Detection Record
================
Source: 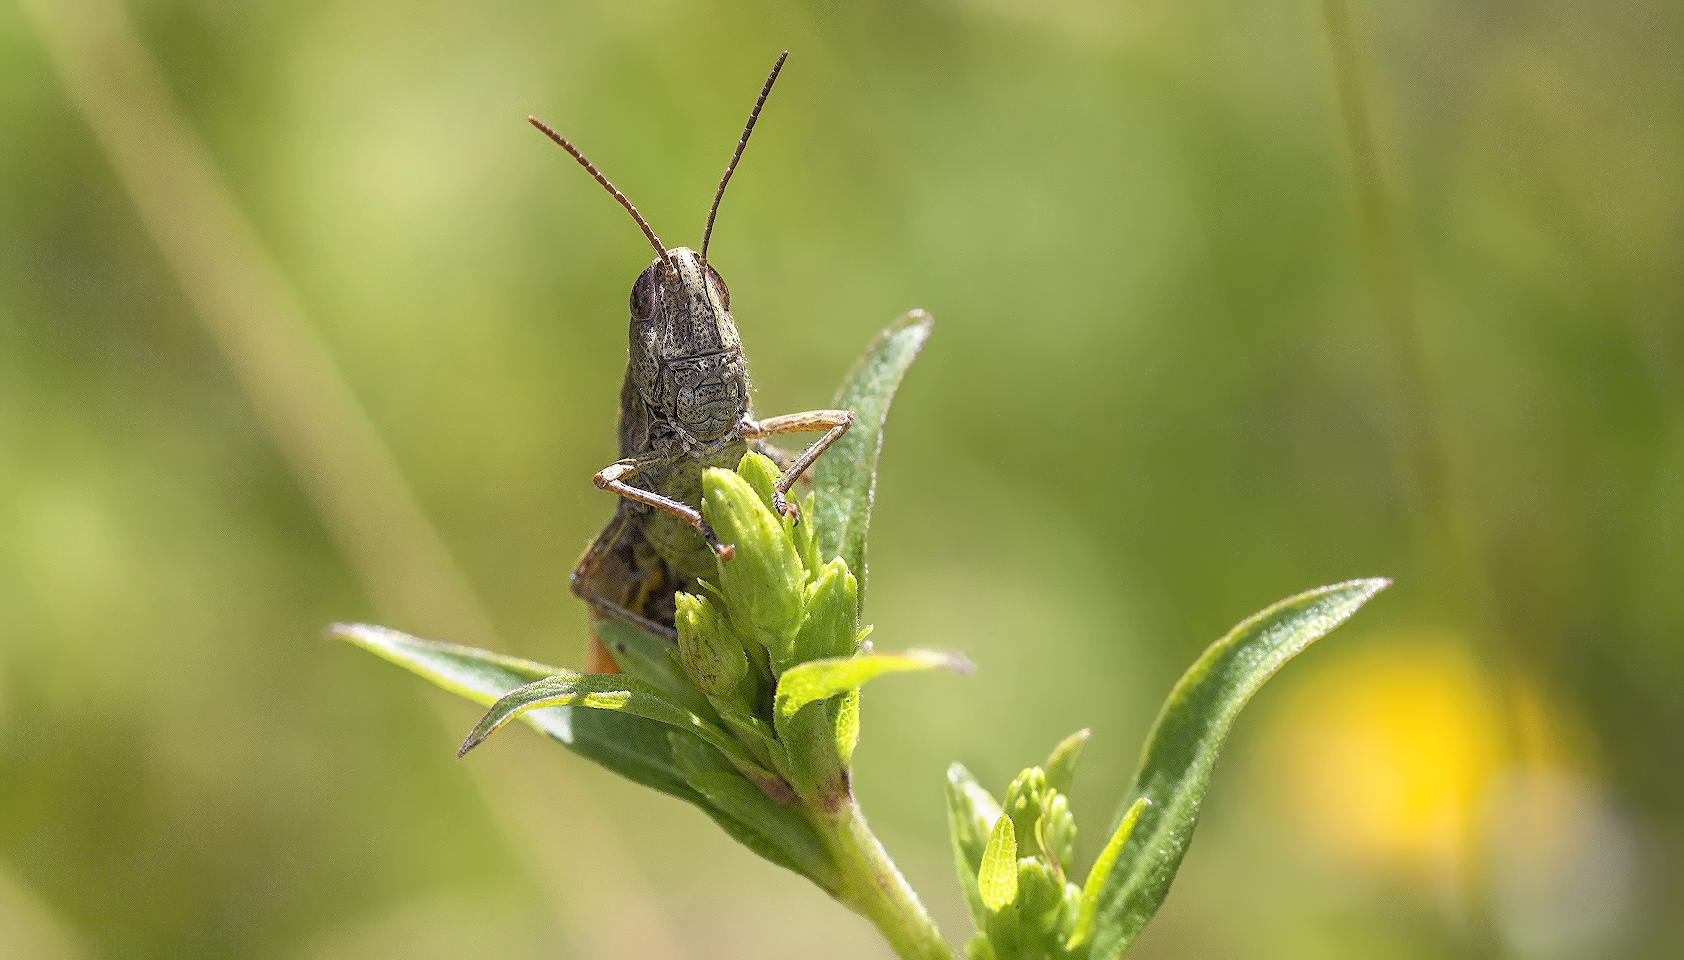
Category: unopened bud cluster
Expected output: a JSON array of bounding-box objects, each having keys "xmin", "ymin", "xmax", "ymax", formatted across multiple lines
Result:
[
  {"xmin": 948, "ymin": 731, "xmax": 1150, "ymax": 960},
  {"xmin": 675, "ymin": 453, "xmax": 866, "ymax": 806}
]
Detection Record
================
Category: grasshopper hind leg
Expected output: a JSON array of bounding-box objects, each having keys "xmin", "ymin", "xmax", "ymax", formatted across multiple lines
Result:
[{"xmin": 570, "ymin": 508, "xmax": 681, "ymax": 673}]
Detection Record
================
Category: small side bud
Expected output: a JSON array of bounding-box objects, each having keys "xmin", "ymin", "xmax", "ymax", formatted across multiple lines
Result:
[
  {"xmin": 790, "ymin": 558, "xmax": 860, "ymax": 669},
  {"xmin": 675, "ymin": 592, "xmax": 748, "ymax": 698},
  {"xmin": 1038, "ymin": 792, "xmax": 1077, "ymax": 875},
  {"xmin": 1016, "ymin": 857, "xmax": 1065, "ymax": 941},
  {"xmin": 1003, "ymin": 767, "xmax": 1049, "ymax": 857}
]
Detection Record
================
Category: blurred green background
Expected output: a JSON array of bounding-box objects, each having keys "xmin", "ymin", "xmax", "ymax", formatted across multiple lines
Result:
[{"xmin": 2, "ymin": 0, "xmax": 1679, "ymax": 958}]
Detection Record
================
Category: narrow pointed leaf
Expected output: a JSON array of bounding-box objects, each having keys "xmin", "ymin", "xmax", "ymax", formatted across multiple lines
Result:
[
  {"xmin": 333, "ymin": 623, "xmax": 703, "ymax": 803},
  {"xmin": 459, "ymin": 669, "xmax": 774, "ymax": 782},
  {"xmin": 1066, "ymin": 797, "xmax": 1148, "ymax": 951},
  {"xmin": 813, "ymin": 310, "xmax": 933, "ymax": 601},
  {"xmin": 1044, "ymin": 728, "xmax": 1090, "ymax": 799},
  {"xmin": 1087, "ymin": 579, "xmax": 1390, "ymax": 959},
  {"xmin": 775, "ymin": 648, "xmax": 972, "ymax": 727}
]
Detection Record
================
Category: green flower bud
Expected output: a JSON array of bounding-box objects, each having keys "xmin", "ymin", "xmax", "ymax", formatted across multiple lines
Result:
[
  {"xmin": 789, "ymin": 558, "xmax": 860, "ymax": 670},
  {"xmin": 675, "ymin": 592, "xmax": 748, "ymax": 698},
  {"xmin": 1038, "ymin": 792, "xmax": 1077, "ymax": 876},
  {"xmin": 1016, "ymin": 857, "xmax": 1065, "ymax": 942},
  {"xmin": 736, "ymin": 452, "xmax": 784, "ymax": 516},
  {"xmin": 1003, "ymin": 767, "xmax": 1049, "ymax": 857},
  {"xmin": 702, "ymin": 466, "xmax": 805, "ymax": 660}
]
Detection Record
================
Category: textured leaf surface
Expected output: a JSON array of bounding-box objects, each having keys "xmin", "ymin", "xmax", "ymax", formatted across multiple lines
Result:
[
  {"xmin": 775, "ymin": 648, "xmax": 972, "ymax": 725},
  {"xmin": 333, "ymin": 623, "xmax": 703, "ymax": 803},
  {"xmin": 812, "ymin": 310, "xmax": 933, "ymax": 601},
  {"xmin": 978, "ymin": 813, "xmax": 1019, "ymax": 912},
  {"xmin": 1087, "ymin": 579, "xmax": 1389, "ymax": 959}
]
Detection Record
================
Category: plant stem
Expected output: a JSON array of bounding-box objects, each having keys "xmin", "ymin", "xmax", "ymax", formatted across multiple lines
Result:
[{"xmin": 812, "ymin": 798, "xmax": 959, "ymax": 960}]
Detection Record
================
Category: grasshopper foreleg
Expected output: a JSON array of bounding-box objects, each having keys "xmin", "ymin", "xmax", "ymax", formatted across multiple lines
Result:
[
  {"xmin": 595, "ymin": 457, "xmax": 736, "ymax": 560},
  {"xmin": 741, "ymin": 410, "xmax": 854, "ymax": 518}
]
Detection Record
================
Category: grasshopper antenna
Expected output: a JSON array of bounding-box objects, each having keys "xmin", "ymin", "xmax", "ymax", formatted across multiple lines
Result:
[
  {"xmin": 700, "ymin": 50, "xmax": 788, "ymax": 266},
  {"xmin": 528, "ymin": 115, "xmax": 677, "ymax": 278}
]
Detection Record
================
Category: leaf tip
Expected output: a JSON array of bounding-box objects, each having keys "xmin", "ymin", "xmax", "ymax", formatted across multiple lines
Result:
[
  {"xmin": 458, "ymin": 705, "xmax": 512, "ymax": 759},
  {"xmin": 327, "ymin": 622, "xmax": 372, "ymax": 643},
  {"xmin": 457, "ymin": 721, "xmax": 491, "ymax": 758}
]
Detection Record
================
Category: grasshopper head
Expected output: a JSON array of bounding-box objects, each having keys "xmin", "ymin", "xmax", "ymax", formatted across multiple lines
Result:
[
  {"xmin": 628, "ymin": 247, "xmax": 749, "ymax": 443},
  {"xmin": 531, "ymin": 53, "xmax": 788, "ymax": 446}
]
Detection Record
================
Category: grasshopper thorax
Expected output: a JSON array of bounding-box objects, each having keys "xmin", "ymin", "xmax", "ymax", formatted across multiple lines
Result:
[{"xmin": 628, "ymin": 246, "xmax": 749, "ymax": 444}]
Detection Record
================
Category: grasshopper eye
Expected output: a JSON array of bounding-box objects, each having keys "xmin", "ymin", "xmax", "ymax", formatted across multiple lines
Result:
[
  {"xmin": 630, "ymin": 266, "xmax": 657, "ymax": 319},
  {"xmin": 706, "ymin": 266, "xmax": 730, "ymax": 310}
]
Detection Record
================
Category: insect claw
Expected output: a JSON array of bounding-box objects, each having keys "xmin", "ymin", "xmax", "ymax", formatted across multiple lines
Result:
[
  {"xmin": 773, "ymin": 492, "xmax": 799, "ymax": 522},
  {"xmin": 697, "ymin": 519, "xmax": 736, "ymax": 561}
]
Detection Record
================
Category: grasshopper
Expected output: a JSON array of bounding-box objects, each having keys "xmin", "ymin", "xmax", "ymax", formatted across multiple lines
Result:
[{"xmin": 532, "ymin": 53, "xmax": 853, "ymax": 672}]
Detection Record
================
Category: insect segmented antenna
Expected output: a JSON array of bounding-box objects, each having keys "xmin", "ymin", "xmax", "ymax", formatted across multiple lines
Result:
[
  {"xmin": 528, "ymin": 115, "xmax": 676, "ymax": 277},
  {"xmin": 700, "ymin": 50, "xmax": 788, "ymax": 266}
]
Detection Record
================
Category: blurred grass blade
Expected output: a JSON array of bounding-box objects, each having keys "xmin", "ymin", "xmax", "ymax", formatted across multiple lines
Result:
[
  {"xmin": 1087, "ymin": 579, "xmax": 1389, "ymax": 959},
  {"xmin": 335, "ymin": 623, "xmax": 710, "ymax": 804},
  {"xmin": 946, "ymin": 763, "xmax": 1004, "ymax": 929},
  {"xmin": 813, "ymin": 310, "xmax": 934, "ymax": 600},
  {"xmin": 1066, "ymin": 797, "xmax": 1148, "ymax": 951},
  {"xmin": 775, "ymin": 648, "xmax": 972, "ymax": 726},
  {"xmin": 459, "ymin": 669, "xmax": 775, "ymax": 782}
]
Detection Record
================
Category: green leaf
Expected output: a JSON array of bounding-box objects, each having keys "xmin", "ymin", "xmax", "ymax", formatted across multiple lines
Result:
[
  {"xmin": 333, "ymin": 623, "xmax": 703, "ymax": 804},
  {"xmin": 458, "ymin": 668, "xmax": 775, "ymax": 784},
  {"xmin": 1086, "ymin": 578, "xmax": 1389, "ymax": 959},
  {"xmin": 946, "ymin": 763, "xmax": 1003, "ymax": 929},
  {"xmin": 667, "ymin": 733, "xmax": 832, "ymax": 885},
  {"xmin": 813, "ymin": 310, "xmax": 933, "ymax": 603},
  {"xmin": 978, "ymin": 813, "xmax": 1019, "ymax": 912},
  {"xmin": 687, "ymin": 771, "xmax": 837, "ymax": 886},
  {"xmin": 1043, "ymin": 728, "xmax": 1090, "ymax": 799},
  {"xmin": 1066, "ymin": 797, "xmax": 1148, "ymax": 951},
  {"xmin": 774, "ymin": 649, "xmax": 973, "ymax": 727}
]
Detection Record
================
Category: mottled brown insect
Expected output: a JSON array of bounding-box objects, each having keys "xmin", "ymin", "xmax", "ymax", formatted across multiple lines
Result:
[{"xmin": 532, "ymin": 53, "xmax": 852, "ymax": 671}]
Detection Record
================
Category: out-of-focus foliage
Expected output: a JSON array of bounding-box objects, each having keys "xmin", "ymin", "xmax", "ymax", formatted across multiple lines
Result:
[{"xmin": 0, "ymin": 1, "xmax": 1677, "ymax": 959}]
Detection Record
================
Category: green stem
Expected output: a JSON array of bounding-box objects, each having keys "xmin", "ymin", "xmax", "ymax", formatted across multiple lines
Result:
[{"xmin": 811, "ymin": 799, "xmax": 959, "ymax": 960}]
